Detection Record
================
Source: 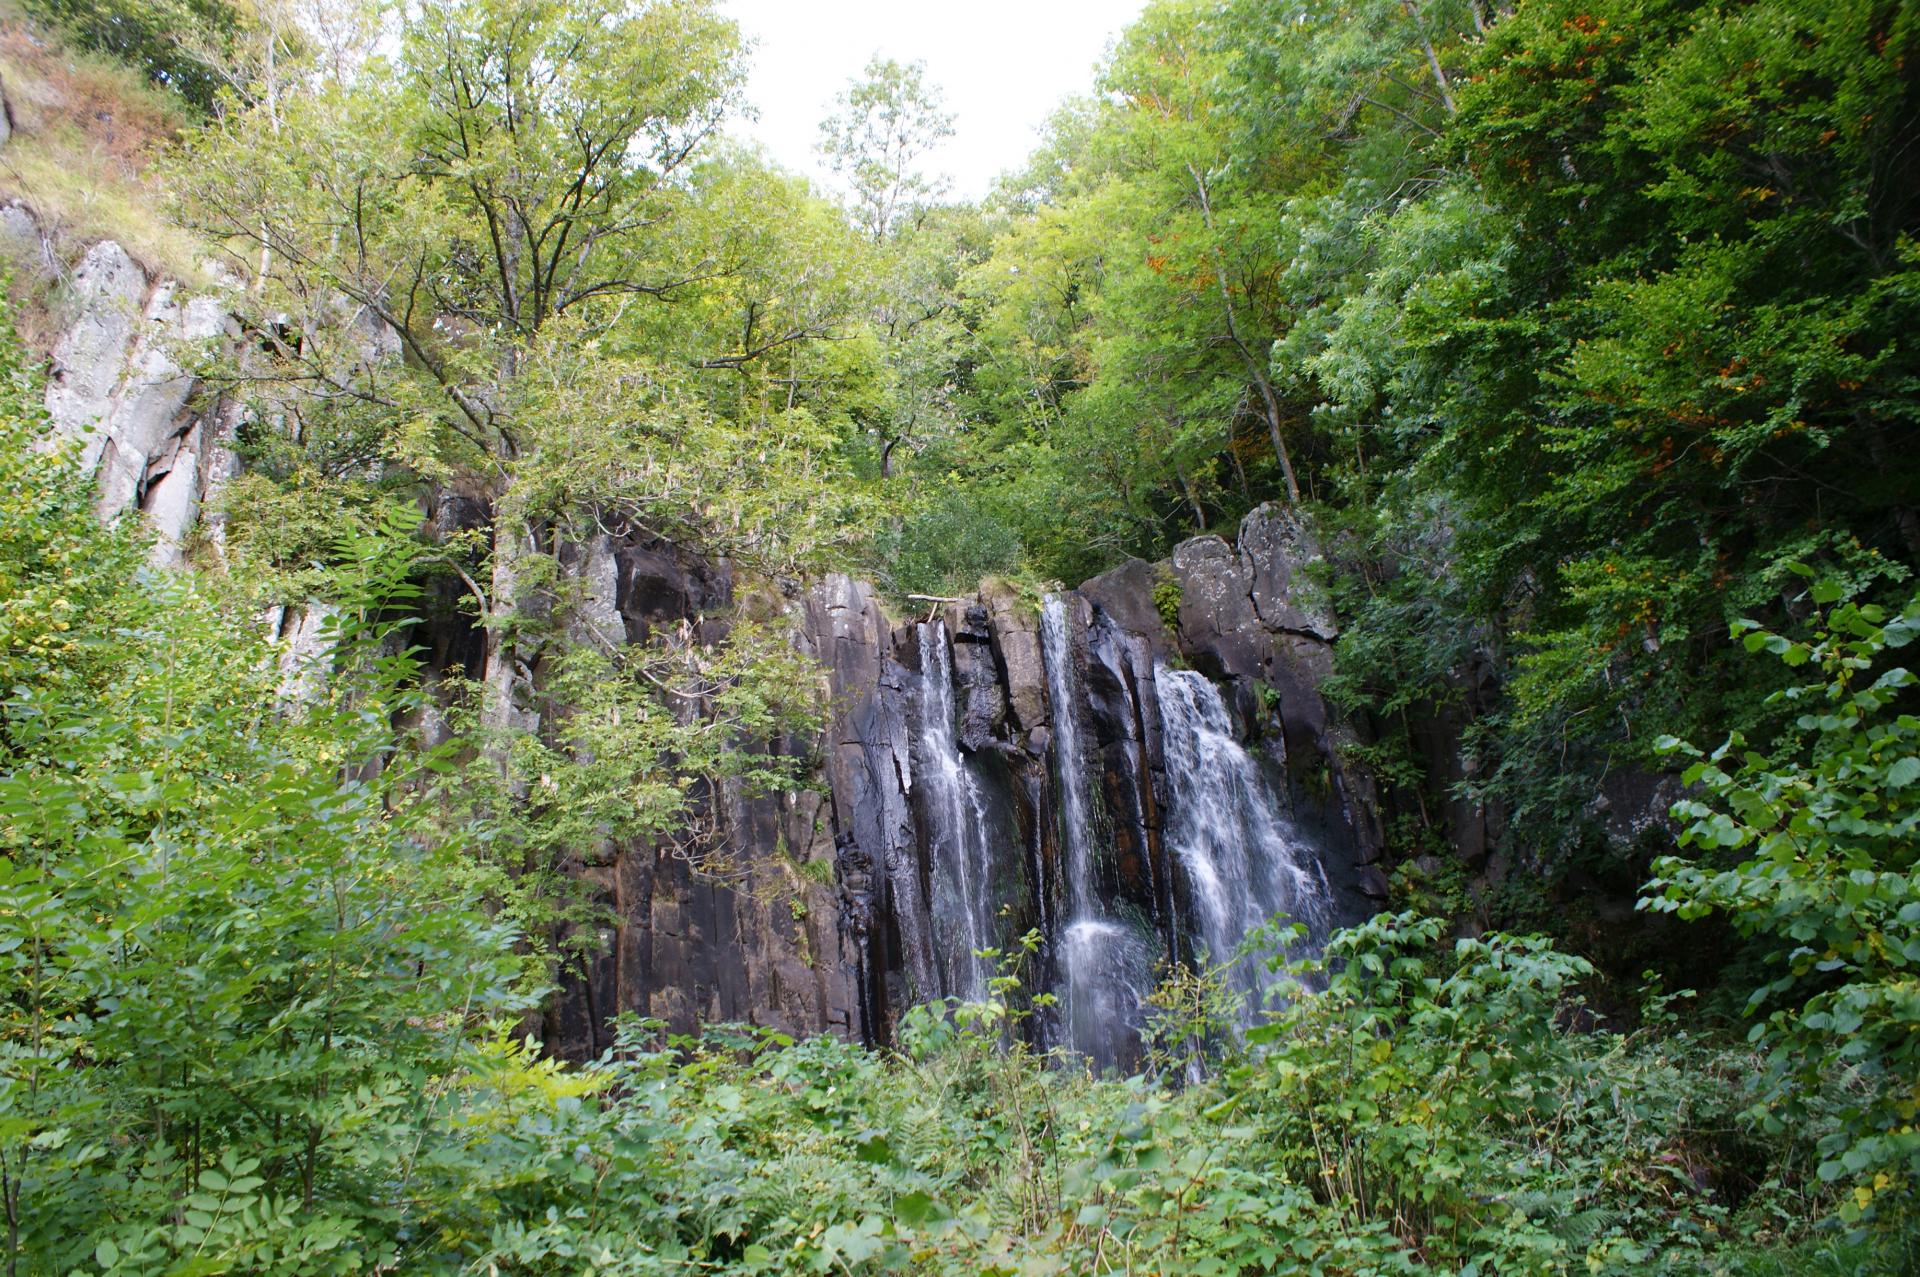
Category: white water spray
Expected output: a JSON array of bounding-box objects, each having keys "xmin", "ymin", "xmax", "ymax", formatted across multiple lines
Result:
[
  {"xmin": 916, "ymin": 621, "xmax": 997, "ymax": 1003},
  {"xmin": 1156, "ymin": 666, "xmax": 1331, "ymax": 1009}
]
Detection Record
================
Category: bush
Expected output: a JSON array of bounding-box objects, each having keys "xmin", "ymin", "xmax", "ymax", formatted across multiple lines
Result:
[
  {"xmin": 879, "ymin": 489, "xmax": 1025, "ymax": 598},
  {"xmin": 1645, "ymin": 568, "xmax": 1920, "ymax": 1219}
]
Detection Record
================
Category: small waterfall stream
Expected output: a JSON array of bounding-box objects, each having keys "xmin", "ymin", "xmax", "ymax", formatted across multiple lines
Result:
[
  {"xmin": 1041, "ymin": 598, "xmax": 1094, "ymax": 919},
  {"xmin": 1041, "ymin": 597, "xmax": 1153, "ymax": 1063},
  {"xmin": 916, "ymin": 621, "xmax": 997, "ymax": 1002},
  {"xmin": 1156, "ymin": 666, "xmax": 1332, "ymax": 1009}
]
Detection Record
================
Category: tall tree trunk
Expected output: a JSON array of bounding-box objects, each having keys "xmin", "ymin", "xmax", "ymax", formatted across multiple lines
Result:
[
  {"xmin": 482, "ymin": 490, "xmax": 535, "ymax": 767},
  {"xmin": 1188, "ymin": 165, "xmax": 1304, "ymax": 504},
  {"xmin": 1403, "ymin": 0, "xmax": 1458, "ymax": 113},
  {"xmin": 1175, "ymin": 461, "xmax": 1207, "ymax": 531}
]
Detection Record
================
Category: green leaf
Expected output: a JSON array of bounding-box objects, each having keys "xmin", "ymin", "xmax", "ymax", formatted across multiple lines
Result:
[{"xmin": 895, "ymin": 1191, "xmax": 941, "ymax": 1226}]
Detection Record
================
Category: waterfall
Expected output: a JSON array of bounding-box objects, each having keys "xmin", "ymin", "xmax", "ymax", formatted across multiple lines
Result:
[
  {"xmin": 1156, "ymin": 666, "xmax": 1331, "ymax": 1009},
  {"xmin": 1041, "ymin": 597, "xmax": 1094, "ymax": 918},
  {"xmin": 905, "ymin": 606, "xmax": 1332, "ymax": 1048},
  {"xmin": 915, "ymin": 621, "xmax": 996, "ymax": 1003},
  {"xmin": 1042, "ymin": 597, "xmax": 1152, "ymax": 1063}
]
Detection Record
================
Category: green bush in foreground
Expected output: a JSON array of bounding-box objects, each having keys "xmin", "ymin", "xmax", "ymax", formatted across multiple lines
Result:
[
  {"xmin": 362, "ymin": 917, "xmax": 1909, "ymax": 1275},
  {"xmin": 1647, "ymin": 570, "xmax": 1920, "ymax": 1219}
]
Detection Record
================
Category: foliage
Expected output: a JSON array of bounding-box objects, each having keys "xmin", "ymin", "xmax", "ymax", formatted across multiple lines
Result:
[
  {"xmin": 0, "ymin": 294, "xmax": 527, "ymax": 1272},
  {"xmin": 163, "ymin": 2, "xmax": 881, "ymax": 982},
  {"xmin": 16, "ymin": 896, "xmax": 1894, "ymax": 1274},
  {"xmin": 877, "ymin": 488, "xmax": 1024, "ymax": 599},
  {"xmin": 2, "ymin": 291, "xmax": 1906, "ymax": 1267},
  {"xmin": 1151, "ymin": 569, "xmax": 1182, "ymax": 636},
  {"xmin": 427, "ymin": 627, "xmax": 825, "ymax": 992},
  {"xmin": 166, "ymin": 0, "xmax": 881, "ymax": 775},
  {"xmin": 817, "ymin": 56, "xmax": 954, "ymax": 243},
  {"xmin": 1645, "ymin": 570, "xmax": 1920, "ymax": 1216},
  {"xmin": 861, "ymin": 0, "xmax": 1920, "ymax": 915},
  {"xmin": 8, "ymin": 0, "xmax": 1920, "ymax": 1270},
  {"xmin": 22, "ymin": 0, "xmax": 248, "ymax": 113}
]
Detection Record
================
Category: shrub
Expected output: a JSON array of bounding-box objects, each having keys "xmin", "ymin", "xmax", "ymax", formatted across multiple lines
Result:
[{"xmin": 1645, "ymin": 568, "xmax": 1920, "ymax": 1219}]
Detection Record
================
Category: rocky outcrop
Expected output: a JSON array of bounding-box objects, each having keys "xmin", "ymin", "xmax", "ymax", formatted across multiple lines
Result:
[
  {"xmin": 7, "ymin": 224, "xmax": 1392, "ymax": 1064},
  {"xmin": 18, "ymin": 215, "xmax": 242, "ymax": 568},
  {"xmin": 1168, "ymin": 510, "xmax": 1382, "ymax": 881},
  {"xmin": 537, "ymin": 556, "xmax": 870, "ymax": 1059},
  {"xmin": 534, "ymin": 500, "xmax": 1388, "ymax": 1059}
]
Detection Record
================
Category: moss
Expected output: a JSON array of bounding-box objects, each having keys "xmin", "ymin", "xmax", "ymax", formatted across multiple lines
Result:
[
  {"xmin": 796, "ymin": 856, "xmax": 836, "ymax": 887},
  {"xmin": 980, "ymin": 569, "xmax": 1050, "ymax": 623}
]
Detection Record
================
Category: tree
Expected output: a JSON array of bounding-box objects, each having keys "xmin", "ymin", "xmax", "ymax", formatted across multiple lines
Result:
[
  {"xmin": 174, "ymin": 0, "xmax": 750, "ymax": 740},
  {"xmin": 818, "ymin": 56, "xmax": 955, "ymax": 243},
  {"xmin": 24, "ymin": 0, "xmax": 252, "ymax": 112},
  {"xmin": 0, "ymin": 291, "xmax": 525, "ymax": 1271}
]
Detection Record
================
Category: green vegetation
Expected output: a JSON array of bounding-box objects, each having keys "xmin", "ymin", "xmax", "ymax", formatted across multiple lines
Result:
[
  {"xmin": 0, "ymin": 293, "xmax": 523, "ymax": 1271},
  {"xmin": 1647, "ymin": 572, "xmax": 1920, "ymax": 1215},
  {"xmin": 1152, "ymin": 569, "xmax": 1183, "ymax": 635},
  {"xmin": 0, "ymin": 3, "xmax": 207, "ymax": 294},
  {"xmin": 1, "ymin": 0, "xmax": 1916, "ymax": 1270},
  {"xmin": 886, "ymin": 0, "xmax": 1920, "ymax": 894},
  {"xmin": 22, "ymin": 0, "xmax": 249, "ymax": 113}
]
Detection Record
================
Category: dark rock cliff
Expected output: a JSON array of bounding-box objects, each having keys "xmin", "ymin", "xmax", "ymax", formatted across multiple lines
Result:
[
  {"xmin": 17, "ymin": 220, "xmax": 1673, "ymax": 1063},
  {"xmin": 418, "ymin": 502, "xmax": 1383, "ymax": 1061}
]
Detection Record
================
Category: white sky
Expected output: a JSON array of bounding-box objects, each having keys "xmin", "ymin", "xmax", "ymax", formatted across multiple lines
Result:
[{"xmin": 720, "ymin": 1, "xmax": 1147, "ymax": 201}]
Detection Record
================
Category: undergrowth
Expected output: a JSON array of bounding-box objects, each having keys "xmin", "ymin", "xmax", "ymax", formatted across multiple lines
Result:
[
  {"xmin": 375, "ymin": 916, "xmax": 1911, "ymax": 1276},
  {"xmin": 89, "ymin": 920, "xmax": 1894, "ymax": 1277}
]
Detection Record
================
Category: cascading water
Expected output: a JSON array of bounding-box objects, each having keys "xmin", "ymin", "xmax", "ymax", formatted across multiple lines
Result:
[
  {"xmin": 1156, "ymin": 666, "xmax": 1331, "ymax": 1011},
  {"xmin": 1041, "ymin": 596, "xmax": 1152, "ymax": 1064},
  {"xmin": 1041, "ymin": 597, "xmax": 1095, "ymax": 920},
  {"xmin": 915, "ymin": 621, "xmax": 997, "ymax": 1003}
]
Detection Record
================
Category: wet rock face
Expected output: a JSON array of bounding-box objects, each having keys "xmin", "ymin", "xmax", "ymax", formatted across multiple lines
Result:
[
  {"xmin": 804, "ymin": 576, "xmax": 927, "ymax": 1037},
  {"xmin": 545, "ymin": 772, "xmax": 858, "ymax": 1060},
  {"xmin": 947, "ymin": 602, "xmax": 1008, "ymax": 754},
  {"xmin": 983, "ymin": 581, "xmax": 1047, "ymax": 739},
  {"xmin": 1079, "ymin": 557, "xmax": 1174, "ymax": 652},
  {"xmin": 758, "ymin": 504, "xmax": 1384, "ymax": 1059},
  {"xmin": 1159, "ymin": 508, "xmax": 1378, "ymax": 885}
]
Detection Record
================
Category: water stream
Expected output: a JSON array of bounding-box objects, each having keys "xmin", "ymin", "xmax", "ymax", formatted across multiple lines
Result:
[
  {"xmin": 916, "ymin": 621, "xmax": 997, "ymax": 1003},
  {"xmin": 1156, "ymin": 666, "xmax": 1332, "ymax": 1011},
  {"xmin": 909, "ymin": 607, "xmax": 1333, "ymax": 1051},
  {"xmin": 1041, "ymin": 597, "xmax": 1152, "ymax": 1063}
]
